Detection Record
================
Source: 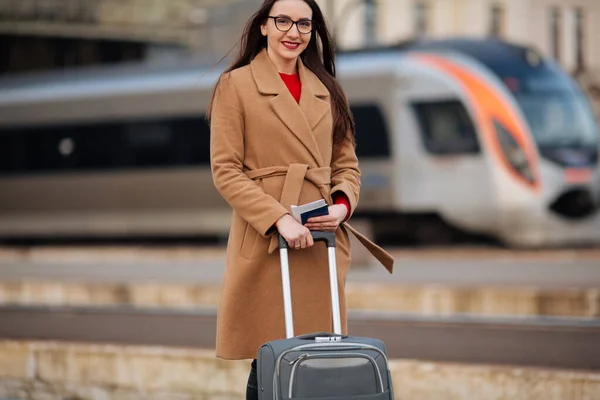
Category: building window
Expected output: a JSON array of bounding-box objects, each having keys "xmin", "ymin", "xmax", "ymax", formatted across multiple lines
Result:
[
  {"xmin": 550, "ymin": 7, "xmax": 562, "ymax": 61},
  {"xmin": 363, "ymin": 0, "xmax": 378, "ymax": 48},
  {"xmin": 575, "ymin": 8, "xmax": 585, "ymax": 72},
  {"xmin": 414, "ymin": 1, "xmax": 429, "ymax": 37},
  {"xmin": 489, "ymin": 3, "xmax": 506, "ymax": 38}
]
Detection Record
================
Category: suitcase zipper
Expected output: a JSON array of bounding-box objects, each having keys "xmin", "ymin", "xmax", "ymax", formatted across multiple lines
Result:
[
  {"xmin": 274, "ymin": 342, "xmax": 389, "ymax": 400},
  {"xmin": 287, "ymin": 352, "xmax": 384, "ymax": 398},
  {"xmin": 289, "ymin": 353, "xmax": 309, "ymax": 366}
]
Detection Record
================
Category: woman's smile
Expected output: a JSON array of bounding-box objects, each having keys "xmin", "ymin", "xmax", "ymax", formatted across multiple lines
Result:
[{"xmin": 282, "ymin": 41, "xmax": 301, "ymax": 50}]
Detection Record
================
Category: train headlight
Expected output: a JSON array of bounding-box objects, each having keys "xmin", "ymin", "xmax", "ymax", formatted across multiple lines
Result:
[{"xmin": 493, "ymin": 120, "xmax": 535, "ymax": 184}]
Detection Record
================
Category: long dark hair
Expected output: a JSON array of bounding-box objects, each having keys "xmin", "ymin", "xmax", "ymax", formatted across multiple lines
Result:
[{"xmin": 208, "ymin": 0, "xmax": 355, "ymax": 148}]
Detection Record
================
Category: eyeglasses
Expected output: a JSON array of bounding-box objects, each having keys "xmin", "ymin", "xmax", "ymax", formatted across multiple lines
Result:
[{"xmin": 268, "ymin": 16, "xmax": 313, "ymax": 34}]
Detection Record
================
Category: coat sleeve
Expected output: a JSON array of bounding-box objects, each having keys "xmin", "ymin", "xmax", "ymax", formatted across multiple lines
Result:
[
  {"xmin": 210, "ymin": 73, "xmax": 289, "ymax": 237},
  {"xmin": 330, "ymin": 133, "xmax": 361, "ymax": 219}
]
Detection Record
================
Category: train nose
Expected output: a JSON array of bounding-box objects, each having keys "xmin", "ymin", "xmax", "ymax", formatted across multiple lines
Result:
[{"xmin": 549, "ymin": 188, "xmax": 598, "ymax": 219}]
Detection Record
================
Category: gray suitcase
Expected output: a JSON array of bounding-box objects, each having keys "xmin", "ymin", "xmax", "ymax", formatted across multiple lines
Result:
[{"xmin": 257, "ymin": 231, "xmax": 394, "ymax": 400}]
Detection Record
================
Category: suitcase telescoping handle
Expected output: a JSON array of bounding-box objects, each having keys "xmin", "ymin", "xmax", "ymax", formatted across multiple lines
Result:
[{"xmin": 278, "ymin": 231, "xmax": 341, "ymax": 339}]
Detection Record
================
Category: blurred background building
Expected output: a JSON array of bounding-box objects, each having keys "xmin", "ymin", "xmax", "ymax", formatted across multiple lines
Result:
[
  {"xmin": 0, "ymin": 0, "xmax": 262, "ymax": 73},
  {"xmin": 320, "ymin": 0, "xmax": 597, "ymax": 72}
]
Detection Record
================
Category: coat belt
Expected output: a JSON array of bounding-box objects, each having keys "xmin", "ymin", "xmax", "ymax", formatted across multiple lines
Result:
[{"xmin": 245, "ymin": 164, "xmax": 394, "ymax": 273}]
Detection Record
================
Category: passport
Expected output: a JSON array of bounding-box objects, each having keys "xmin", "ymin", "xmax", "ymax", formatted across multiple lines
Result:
[{"xmin": 291, "ymin": 199, "xmax": 329, "ymax": 225}]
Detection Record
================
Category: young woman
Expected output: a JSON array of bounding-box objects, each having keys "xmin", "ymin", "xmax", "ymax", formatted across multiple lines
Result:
[{"xmin": 208, "ymin": 0, "xmax": 394, "ymax": 398}]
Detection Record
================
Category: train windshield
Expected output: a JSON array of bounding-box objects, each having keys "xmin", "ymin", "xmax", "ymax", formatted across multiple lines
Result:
[
  {"xmin": 516, "ymin": 91, "xmax": 598, "ymax": 147},
  {"xmin": 499, "ymin": 61, "xmax": 599, "ymax": 147}
]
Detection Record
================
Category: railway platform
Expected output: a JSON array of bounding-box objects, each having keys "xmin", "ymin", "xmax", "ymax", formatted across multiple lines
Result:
[{"xmin": 0, "ymin": 245, "xmax": 599, "ymax": 399}]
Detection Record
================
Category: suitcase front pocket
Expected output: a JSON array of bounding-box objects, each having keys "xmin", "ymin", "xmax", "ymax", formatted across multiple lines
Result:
[{"xmin": 286, "ymin": 353, "xmax": 384, "ymax": 398}]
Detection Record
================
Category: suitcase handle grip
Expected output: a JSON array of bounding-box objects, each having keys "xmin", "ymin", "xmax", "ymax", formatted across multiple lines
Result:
[
  {"xmin": 278, "ymin": 231, "xmax": 336, "ymax": 249},
  {"xmin": 296, "ymin": 332, "xmax": 348, "ymax": 340}
]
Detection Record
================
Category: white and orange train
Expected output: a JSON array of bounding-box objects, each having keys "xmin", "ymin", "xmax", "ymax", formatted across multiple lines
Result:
[{"xmin": 0, "ymin": 39, "xmax": 599, "ymax": 246}]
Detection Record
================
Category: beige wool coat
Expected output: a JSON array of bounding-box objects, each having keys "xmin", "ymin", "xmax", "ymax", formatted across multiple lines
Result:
[{"xmin": 210, "ymin": 49, "xmax": 394, "ymax": 360}]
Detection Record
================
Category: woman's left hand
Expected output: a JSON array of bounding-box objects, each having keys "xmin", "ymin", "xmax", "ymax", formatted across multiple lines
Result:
[{"xmin": 304, "ymin": 205, "xmax": 347, "ymax": 232}]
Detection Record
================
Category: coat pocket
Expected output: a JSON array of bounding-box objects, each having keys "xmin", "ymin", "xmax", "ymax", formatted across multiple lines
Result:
[{"xmin": 239, "ymin": 221, "xmax": 258, "ymax": 260}]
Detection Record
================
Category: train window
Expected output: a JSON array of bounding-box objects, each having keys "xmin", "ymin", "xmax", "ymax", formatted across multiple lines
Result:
[
  {"xmin": 412, "ymin": 100, "xmax": 481, "ymax": 155},
  {"xmin": 351, "ymin": 104, "xmax": 391, "ymax": 158},
  {"xmin": 0, "ymin": 115, "xmax": 211, "ymax": 175}
]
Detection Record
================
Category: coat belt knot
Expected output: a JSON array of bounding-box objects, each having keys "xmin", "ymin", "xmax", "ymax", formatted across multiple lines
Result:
[
  {"xmin": 245, "ymin": 164, "xmax": 394, "ymax": 273},
  {"xmin": 246, "ymin": 164, "xmax": 331, "ymax": 253}
]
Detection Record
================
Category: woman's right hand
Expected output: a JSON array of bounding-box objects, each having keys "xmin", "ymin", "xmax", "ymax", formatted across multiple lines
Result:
[{"xmin": 275, "ymin": 214, "xmax": 314, "ymax": 250}]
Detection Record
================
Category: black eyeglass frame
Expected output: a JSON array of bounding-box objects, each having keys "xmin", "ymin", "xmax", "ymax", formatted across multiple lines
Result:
[{"xmin": 267, "ymin": 16, "xmax": 314, "ymax": 34}]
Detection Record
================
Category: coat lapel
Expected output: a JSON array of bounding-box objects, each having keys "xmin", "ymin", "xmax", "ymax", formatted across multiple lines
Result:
[
  {"xmin": 250, "ymin": 50, "xmax": 330, "ymax": 167},
  {"xmin": 297, "ymin": 58, "xmax": 330, "ymax": 134}
]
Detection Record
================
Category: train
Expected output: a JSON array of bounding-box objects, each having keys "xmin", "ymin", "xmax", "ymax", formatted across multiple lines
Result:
[{"xmin": 1, "ymin": 38, "xmax": 599, "ymax": 246}]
